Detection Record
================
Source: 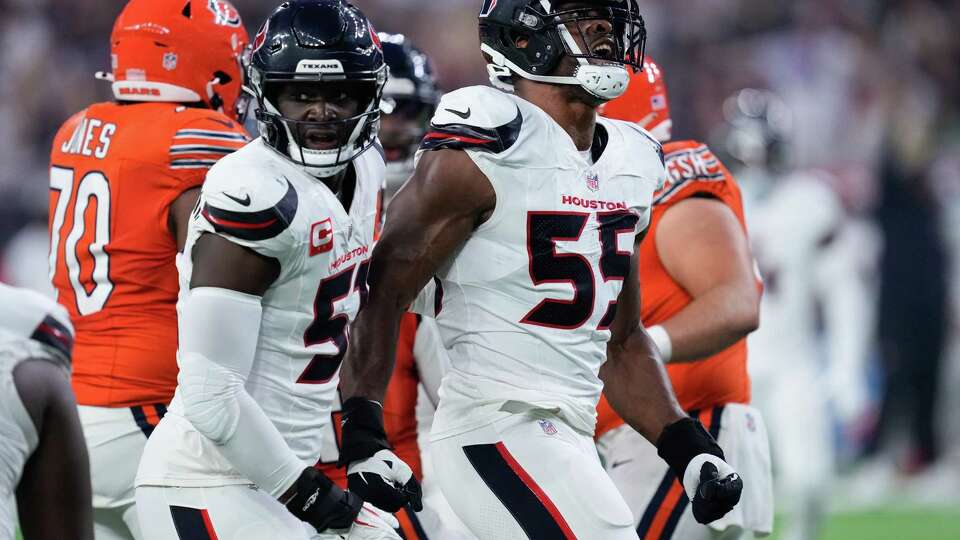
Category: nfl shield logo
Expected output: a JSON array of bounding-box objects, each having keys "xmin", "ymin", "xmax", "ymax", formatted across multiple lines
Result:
[
  {"xmin": 162, "ymin": 52, "xmax": 178, "ymax": 71},
  {"xmin": 585, "ymin": 172, "xmax": 600, "ymax": 192},
  {"xmin": 538, "ymin": 419, "xmax": 558, "ymax": 436}
]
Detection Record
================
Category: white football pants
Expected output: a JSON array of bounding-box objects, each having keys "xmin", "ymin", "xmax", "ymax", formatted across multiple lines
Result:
[{"xmin": 432, "ymin": 410, "xmax": 638, "ymax": 540}]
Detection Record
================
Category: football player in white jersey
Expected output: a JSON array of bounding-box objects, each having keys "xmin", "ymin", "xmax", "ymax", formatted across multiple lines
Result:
[
  {"xmin": 720, "ymin": 89, "xmax": 876, "ymax": 540},
  {"xmin": 337, "ymin": 2, "xmax": 743, "ymax": 538},
  {"xmin": 134, "ymin": 2, "xmax": 401, "ymax": 539},
  {"xmin": 0, "ymin": 283, "xmax": 92, "ymax": 540}
]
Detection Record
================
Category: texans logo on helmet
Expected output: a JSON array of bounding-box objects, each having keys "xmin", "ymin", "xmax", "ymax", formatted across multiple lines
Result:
[
  {"xmin": 208, "ymin": 0, "xmax": 241, "ymax": 28},
  {"xmin": 252, "ymin": 20, "xmax": 269, "ymax": 53}
]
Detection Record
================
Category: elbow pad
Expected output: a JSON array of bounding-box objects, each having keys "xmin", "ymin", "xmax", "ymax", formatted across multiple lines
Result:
[{"xmin": 178, "ymin": 287, "xmax": 262, "ymax": 444}]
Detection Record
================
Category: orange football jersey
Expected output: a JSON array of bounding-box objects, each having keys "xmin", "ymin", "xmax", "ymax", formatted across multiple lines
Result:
[
  {"xmin": 49, "ymin": 102, "xmax": 248, "ymax": 407},
  {"xmin": 316, "ymin": 312, "xmax": 424, "ymax": 486},
  {"xmin": 596, "ymin": 140, "xmax": 753, "ymax": 438}
]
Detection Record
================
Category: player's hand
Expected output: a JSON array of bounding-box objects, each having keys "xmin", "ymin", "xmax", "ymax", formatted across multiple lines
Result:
[
  {"xmin": 347, "ymin": 449, "xmax": 423, "ymax": 513},
  {"xmin": 283, "ymin": 467, "xmax": 363, "ymax": 532},
  {"xmin": 338, "ymin": 398, "xmax": 423, "ymax": 512},
  {"xmin": 685, "ymin": 456, "xmax": 743, "ymax": 524},
  {"xmin": 656, "ymin": 417, "xmax": 743, "ymax": 524},
  {"xmin": 345, "ymin": 503, "xmax": 401, "ymax": 539}
]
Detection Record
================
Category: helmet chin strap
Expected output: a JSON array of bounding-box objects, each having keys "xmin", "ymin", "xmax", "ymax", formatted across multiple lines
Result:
[
  {"xmin": 480, "ymin": 32, "xmax": 630, "ymax": 101},
  {"xmin": 554, "ymin": 20, "xmax": 630, "ymax": 100},
  {"xmin": 571, "ymin": 64, "xmax": 630, "ymax": 100}
]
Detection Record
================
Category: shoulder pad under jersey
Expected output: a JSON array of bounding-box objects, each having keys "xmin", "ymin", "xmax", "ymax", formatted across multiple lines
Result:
[
  {"xmin": 419, "ymin": 86, "xmax": 523, "ymax": 155},
  {"xmin": 0, "ymin": 283, "xmax": 74, "ymax": 362},
  {"xmin": 196, "ymin": 146, "xmax": 299, "ymax": 252},
  {"xmin": 602, "ymin": 117, "xmax": 667, "ymax": 192}
]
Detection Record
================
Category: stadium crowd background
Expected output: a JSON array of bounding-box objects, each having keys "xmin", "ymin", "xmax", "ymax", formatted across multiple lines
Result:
[{"xmin": 0, "ymin": 0, "xmax": 957, "ymax": 538}]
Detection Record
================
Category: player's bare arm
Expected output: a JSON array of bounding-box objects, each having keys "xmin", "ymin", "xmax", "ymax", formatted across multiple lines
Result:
[
  {"xmin": 168, "ymin": 187, "xmax": 202, "ymax": 252},
  {"xmin": 654, "ymin": 197, "xmax": 760, "ymax": 362},
  {"xmin": 14, "ymin": 358, "xmax": 93, "ymax": 540},
  {"xmin": 189, "ymin": 233, "xmax": 279, "ymax": 293},
  {"xmin": 341, "ymin": 149, "xmax": 494, "ymax": 401},
  {"xmin": 335, "ymin": 148, "xmax": 493, "ymax": 512},
  {"xmin": 601, "ymin": 233, "xmax": 743, "ymax": 525},
  {"xmin": 600, "ymin": 236, "xmax": 686, "ymax": 441}
]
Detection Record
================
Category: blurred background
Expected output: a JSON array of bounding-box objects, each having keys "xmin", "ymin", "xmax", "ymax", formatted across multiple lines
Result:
[{"xmin": 1, "ymin": 1, "xmax": 958, "ymax": 538}]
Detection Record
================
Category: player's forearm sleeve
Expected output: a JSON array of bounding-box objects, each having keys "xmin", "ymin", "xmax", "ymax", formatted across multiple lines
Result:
[{"xmin": 178, "ymin": 287, "xmax": 305, "ymax": 498}]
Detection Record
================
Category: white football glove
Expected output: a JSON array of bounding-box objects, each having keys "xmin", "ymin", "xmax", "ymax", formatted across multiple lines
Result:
[
  {"xmin": 347, "ymin": 503, "xmax": 401, "ymax": 540},
  {"xmin": 347, "ymin": 449, "xmax": 423, "ymax": 512},
  {"xmin": 310, "ymin": 503, "xmax": 400, "ymax": 540}
]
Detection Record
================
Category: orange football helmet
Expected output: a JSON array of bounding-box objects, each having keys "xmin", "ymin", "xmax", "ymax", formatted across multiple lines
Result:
[
  {"xmin": 103, "ymin": 0, "xmax": 250, "ymax": 120},
  {"xmin": 598, "ymin": 56, "xmax": 672, "ymax": 142}
]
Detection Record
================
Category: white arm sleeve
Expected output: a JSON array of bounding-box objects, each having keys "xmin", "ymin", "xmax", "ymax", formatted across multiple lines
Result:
[{"xmin": 178, "ymin": 287, "xmax": 305, "ymax": 498}]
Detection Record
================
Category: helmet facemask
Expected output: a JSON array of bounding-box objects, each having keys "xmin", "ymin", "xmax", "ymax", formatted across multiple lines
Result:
[
  {"xmin": 380, "ymin": 97, "xmax": 435, "ymax": 162},
  {"xmin": 254, "ymin": 75, "xmax": 385, "ymax": 178},
  {"xmin": 481, "ymin": 0, "xmax": 646, "ymax": 101},
  {"xmin": 380, "ymin": 96, "xmax": 436, "ymax": 196}
]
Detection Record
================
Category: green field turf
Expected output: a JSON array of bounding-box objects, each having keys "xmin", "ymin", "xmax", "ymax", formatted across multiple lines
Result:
[
  {"xmin": 769, "ymin": 509, "xmax": 960, "ymax": 540},
  {"xmin": 16, "ymin": 508, "xmax": 960, "ymax": 539}
]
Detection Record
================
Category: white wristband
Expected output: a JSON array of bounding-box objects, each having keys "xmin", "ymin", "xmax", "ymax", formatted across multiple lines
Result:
[{"xmin": 647, "ymin": 325, "xmax": 672, "ymax": 363}]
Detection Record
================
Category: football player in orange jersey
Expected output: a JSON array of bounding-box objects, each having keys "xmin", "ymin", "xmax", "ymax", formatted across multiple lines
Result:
[
  {"xmin": 47, "ymin": 1, "xmax": 249, "ymax": 538},
  {"xmin": 595, "ymin": 59, "xmax": 773, "ymax": 540}
]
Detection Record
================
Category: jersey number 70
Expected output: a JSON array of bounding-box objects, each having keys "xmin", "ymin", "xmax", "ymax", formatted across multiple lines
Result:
[{"xmin": 49, "ymin": 166, "xmax": 114, "ymax": 315}]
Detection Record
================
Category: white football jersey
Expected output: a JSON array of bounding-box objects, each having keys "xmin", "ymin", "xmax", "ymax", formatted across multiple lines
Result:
[
  {"xmin": 745, "ymin": 170, "xmax": 877, "ymax": 421},
  {"xmin": 416, "ymin": 86, "xmax": 665, "ymax": 437},
  {"xmin": 0, "ymin": 283, "xmax": 74, "ymax": 533},
  {"xmin": 744, "ymin": 170, "xmax": 843, "ymax": 379},
  {"xmin": 138, "ymin": 138, "xmax": 384, "ymax": 487}
]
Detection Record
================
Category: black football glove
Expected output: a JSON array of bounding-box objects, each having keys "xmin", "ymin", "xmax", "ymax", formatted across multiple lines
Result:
[
  {"xmin": 657, "ymin": 417, "xmax": 743, "ymax": 524},
  {"xmin": 338, "ymin": 398, "xmax": 423, "ymax": 512},
  {"xmin": 282, "ymin": 467, "xmax": 362, "ymax": 532},
  {"xmin": 691, "ymin": 460, "xmax": 744, "ymax": 524}
]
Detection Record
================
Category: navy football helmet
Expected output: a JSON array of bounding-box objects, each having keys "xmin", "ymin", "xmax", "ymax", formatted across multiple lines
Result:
[
  {"xmin": 247, "ymin": 0, "xmax": 387, "ymax": 177},
  {"xmin": 478, "ymin": 0, "xmax": 646, "ymax": 101},
  {"xmin": 377, "ymin": 33, "xmax": 440, "ymax": 192},
  {"xmin": 715, "ymin": 89, "xmax": 792, "ymax": 173}
]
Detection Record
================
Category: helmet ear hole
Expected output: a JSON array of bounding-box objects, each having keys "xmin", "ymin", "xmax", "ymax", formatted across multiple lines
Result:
[
  {"xmin": 181, "ymin": 1, "xmax": 190, "ymax": 18},
  {"xmin": 510, "ymin": 31, "xmax": 529, "ymax": 49}
]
